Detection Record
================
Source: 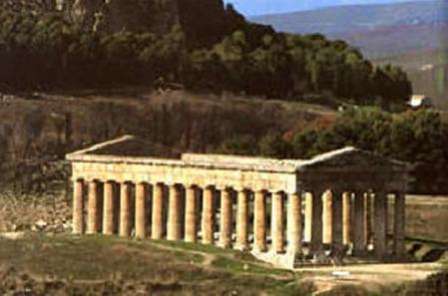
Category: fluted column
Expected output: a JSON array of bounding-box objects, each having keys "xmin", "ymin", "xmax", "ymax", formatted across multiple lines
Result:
[
  {"xmin": 304, "ymin": 193, "xmax": 313, "ymax": 242},
  {"xmin": 201, "ymin": 186, "xmax": 215, "ymax": 244},
  {"xmin": 394, "ymin": 192, "xmax": 406, "ymax": 258},
  {"xmin": 119, "ymin": 182, "xmax": 132, "ymax": 237},
  {"xmin": 365, "ymin": 193, "xmax": 373, "ymax": 246},
  {"xmin": 72, "ymin": 179, "xmax": 84, "ymax": 234},
  {"xmin": 135, "ymin": 183, "xmax": 147, "ymax": 239},
  {"xmin": 87, "ymin": 181, "xmax": 100, "ymax": 234},
  {"xmin": 322, "ymin": 191, "xmax": 333, "ymax": 244},
  {"xmin": 332, "ymin": 191, "xmax": 343, "ymax": 250},
  {"xmin": 185, "ymin": 185, "xmax": 198, "ymax": 243},
  {"xmin": 310, "ymin": 190, "xmax": 323, "ymax": 253},
  {"xmin": 343, "ymin": 192, "xmax": 352, "ymax": 245},
  {"xmin": 353, "ymin": 192, "xmax": 366, "ymax": 255},
  {"xmin": 236, "ymin": 189, "xmax": 249, "ymax": 250},
  {"xmin": 272, "ymin": 192, "xmax": 285, "ymax": 253},
  {"xmin": 167, "ymin": 184, "xmax": 182, "ymax": 241},
  {"xmin": 151, "ymin": 183, "xmax": 164, "ymax": 239},
  {"xmin": 103, "ymin": 181, "xmax": 115, "ymax": 235},
  {"xmin": 254, "ymin": 190, "xmax": 267, "ymax": 252},
  {"xmin": 287, "ymin": 192, "xmax": 302, "ymax": 255},
  {"xmin": 219, "ymin": 188, "xmax": 233, "ymax": 248},
  {"xmin": 374, "ymin": 191, "xmax": 388, "ymax": 258}
]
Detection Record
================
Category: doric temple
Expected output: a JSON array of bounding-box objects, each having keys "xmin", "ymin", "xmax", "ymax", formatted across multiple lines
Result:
[{"xmin": 66, "ymin": 135, "xmax": 411, "ymax": 268}]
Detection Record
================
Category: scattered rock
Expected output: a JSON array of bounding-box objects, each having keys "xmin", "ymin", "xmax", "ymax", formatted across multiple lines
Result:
[
  {"xmin": 35, "ymin": 219, "xmax": 48, "ymax": 230},
  {"xmin": 0, "ymin": 232, "xmax": 25, "ymax": 240}
]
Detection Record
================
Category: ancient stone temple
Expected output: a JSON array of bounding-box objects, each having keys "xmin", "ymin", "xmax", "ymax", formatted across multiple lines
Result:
[{"xmin": 66, "ymin": 135, "xmax": 411, "ymax": 268}]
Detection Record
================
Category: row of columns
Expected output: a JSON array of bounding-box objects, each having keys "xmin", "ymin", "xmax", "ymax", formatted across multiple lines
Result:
[
  {"xmin": 73, "ymin": 180, "xmax": 406, "ymax": 258},
  {"xmin": 304, "ymin": 190, "xmax": 406, "ymax": 258},
  {"xmin": 72, "ymin": 180, "xmax": 303, "ymax": 255}
]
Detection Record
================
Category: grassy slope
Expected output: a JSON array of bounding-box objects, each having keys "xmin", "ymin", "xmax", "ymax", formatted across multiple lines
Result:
[
  {"xmin": 1, "ymin": 89, "xmax": 336, "ymax": 155},
  {"xmin": 0, "ymin": 234, "xmax": 310, "ymax": 295}
]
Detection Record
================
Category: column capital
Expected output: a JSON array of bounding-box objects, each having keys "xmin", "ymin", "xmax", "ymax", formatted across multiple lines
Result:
[
  {"xmin": 233, "ymin": 186, "xmax": 248, "ymax": 193},
  {"xmin": 215, "ymin": 185, "xmax": 233, "ymax": 192},
  {"xmin": 185, "ymin": 184, "xmax": 198, "ymax": 190}
]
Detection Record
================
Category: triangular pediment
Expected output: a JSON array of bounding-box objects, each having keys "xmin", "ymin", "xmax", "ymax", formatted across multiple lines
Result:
[{"xmin": 297, "ymin": 147, "xmax": 408, "ymax": 171}]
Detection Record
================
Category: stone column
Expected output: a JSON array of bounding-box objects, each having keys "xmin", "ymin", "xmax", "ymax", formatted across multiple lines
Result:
[
  {"xmin": 151, "ymin": 183, "xmax": 164, "ymax": 240},
  {"xmin": 332, "ymin": 191, "xmax": 343, "ymax": 250},
  {"xmin": 72, "ymin": 179, "xmax": 84, "ymax": 234},
  {"xmin": 394, "ymin": 192, "xmax": 406, "ymax": 258},
  {"xmin": 219, "ymin": 188, "xmax": 233, "ymax": 248},
  {"xmin": 272, "ymin": 192, "xmax": 285, "ymax": 253},
  {"xmin": 119, "ymin": 182, "xmax": 132, "ymax": 237},
  {"xmin": 254, "ymin": 190, "xmax": 267, "ymax": 252},
  {"xmin": 322, "ymin": 191, "xmax": 333, "ymax": 244},
  {"xmin": 374, "ymin": 191, "xmax": 388, "ymax": 258},
  {"xmin": 310, "ymin": 191, "xmax": 323, "ymax": 253},
  {"xmin": 365, "ymin": 193, "xmax": 373, "ymax": 246},
  {"xmin": 304, "ymin": 193, "xmax": 313, "ymax": 242},
  {"xmin": 201, "ymin": 186, "xmax": 214, "ymax": 244},
  {"xmin": 236, "ymin": 189, "xmax": 249, "ymax": 250},
  {"xmin": 167, "ymin": 184, "xmax": 182, "ymax": 241},
  {"xmin": 135, "ymin": 183, "xmax": 147, "ymax": 239},
  {"xmin": 103, "ymin": 181, "xmax": 115, "ymax": 235},
  {"xmin": 343, "ymin": 192, "xmax": 352, "ymax": 245},
  {"xmin": 287, "ymin": 192, "xmax": 302, "ymax": 255},
  {"xmin": 185, "ymin": 185, "xmax": 197, "ymax": 243},
  {"xmin": 353, "ymin": 192, "xmax": 366, "ymax": 255},
  {"xmin": 87, "ymin": 181, "xmax": 100, "ymax": 234}
]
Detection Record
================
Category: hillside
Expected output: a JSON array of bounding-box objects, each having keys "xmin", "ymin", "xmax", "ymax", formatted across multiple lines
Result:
[
  {"xmin": 251, "ymin": 0, "xmax": 447, "ymax": 57},
  {"xmin": 251, "ymin": 0, "xmax": 447, "ymax": 108},
  {"xmin": 374, "ymin": 48, "xmax": 448, "ymax": 108}
]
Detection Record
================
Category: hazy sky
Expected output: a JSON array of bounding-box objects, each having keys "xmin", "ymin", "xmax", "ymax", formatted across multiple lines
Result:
[{"xmin": 224, "ymin": 0, "xmax": 432, "ymax": 16}]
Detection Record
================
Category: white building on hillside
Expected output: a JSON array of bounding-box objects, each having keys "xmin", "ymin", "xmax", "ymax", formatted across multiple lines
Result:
[{"xmin": 408, "ymin": 95, "xmax": 433, "ymax": 109}]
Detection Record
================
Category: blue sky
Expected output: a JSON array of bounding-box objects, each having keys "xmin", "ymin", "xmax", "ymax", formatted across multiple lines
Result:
[{"xmin": 224, "ymin": 0, "xmax": 432, "ymax": 16}]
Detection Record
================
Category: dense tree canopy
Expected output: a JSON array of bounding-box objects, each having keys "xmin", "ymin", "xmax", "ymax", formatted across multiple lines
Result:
[{"xmin": 0, "ymin": 6, "xmax": 412, "ymax": 107}]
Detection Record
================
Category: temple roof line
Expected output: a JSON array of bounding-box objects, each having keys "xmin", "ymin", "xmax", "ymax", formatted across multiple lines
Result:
[{"xmin": 66, "ymin": 135, "xmax": 410, "ymax": 173}]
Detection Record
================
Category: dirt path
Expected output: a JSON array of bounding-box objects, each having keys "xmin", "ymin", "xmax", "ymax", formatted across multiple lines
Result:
[{"xmin": 298, "ymin": 262, "xmax": 444, "ymax": 295}]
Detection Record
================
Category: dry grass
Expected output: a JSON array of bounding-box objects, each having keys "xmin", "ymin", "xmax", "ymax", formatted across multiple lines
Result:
[{"xmin": 0, "ymin": 233, "xmax": 312, "ymax": 295}]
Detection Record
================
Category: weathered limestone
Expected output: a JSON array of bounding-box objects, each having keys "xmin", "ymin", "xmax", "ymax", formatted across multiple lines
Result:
[
  {"xmin": 374, "ymin": 192, "xmax": 388, "ymax": 258},
  {"xmin": 254, "ymin": 190, "xmax": 267, "ymax": 252},
  {"xmin": 394, "ymin": 192, "xmax": 406, "ymax": 257},
  {"xmin": 67, "ymin": 136, "xmax": 411, "ymax": 267},
  {"xmin": 304, "ymin": 193, "xmax": 313, "ymax": 242},
  {"xmin": 135, "ymin": 183, "xmax": 147, "ymax": 239},
  {"xmin": 287, "ymin": 192, "xmax": 302, "ymax": 255},
  {"xmin": 103, "ymin": 181, "xmax": 115, "ymax": 235},
  {"xmin": 72, "ymin": 180, "xmax": 84, "ymax": 234},
  {"xmin": 185, "ymin": 185, "xmax": 197, "ymax": 243},
  {"xmin": 272, "ymin": 192, "xmax": 285, "ymax": 253},
  {"xmin": 310, "ymin": 191, "xmax": 323, "ymax": 253},
  {"xmin": 219, "ymin": 188, "xmax": 233, "ymax": 248},
  {"xmin": 151, "ymin": 183, "xmax": 164, "ymax": 240},
  {"xmin": 322, "ymin": 191, "xmax": 333, "ymax": 244},
  {"xmin": 353, "ymin": 192, "xmax": 366, "ymax": 255},
  {"xmin": 167, "ymin": 184, "xmax": 182, "ymax": 241},
  {"xmin": 343, "ymin": 192, "xmax": 352, "ymax": 246},
  {"xmin": 236, "ymin": 189, "xmax": 249, "ymax": 250},
  {"xmin": 87, "ymin": 181, "xmax": 100, "ymax": 234},
  {"xmin": 119, "ymin": 182, "xmax": 132, "ymax": 237},
  {"xmin": 202, "ymin": 187, "xmax": 214, "ymax": 244}
]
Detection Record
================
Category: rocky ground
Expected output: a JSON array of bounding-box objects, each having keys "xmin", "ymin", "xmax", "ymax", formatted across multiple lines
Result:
[
  {"xmin": 0, "ymin": 190, "xmax": 71, "ymax": 235},
  {"xmin": 0, "ymin": 192, "xmax": 446, "ymax": 295}
]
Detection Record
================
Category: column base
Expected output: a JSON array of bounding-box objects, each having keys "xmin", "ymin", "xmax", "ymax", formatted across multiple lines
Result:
[
  {"xmin": 253, "ymin": 246, "xmax": 268, "ymax": 253},
  {"xmin": 218, "ymin": 242, "xmax": 232, "ymax": 249},
  {"xmin": 235, "ymin": 244, "xmax": 250, "ymax": 252}
]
